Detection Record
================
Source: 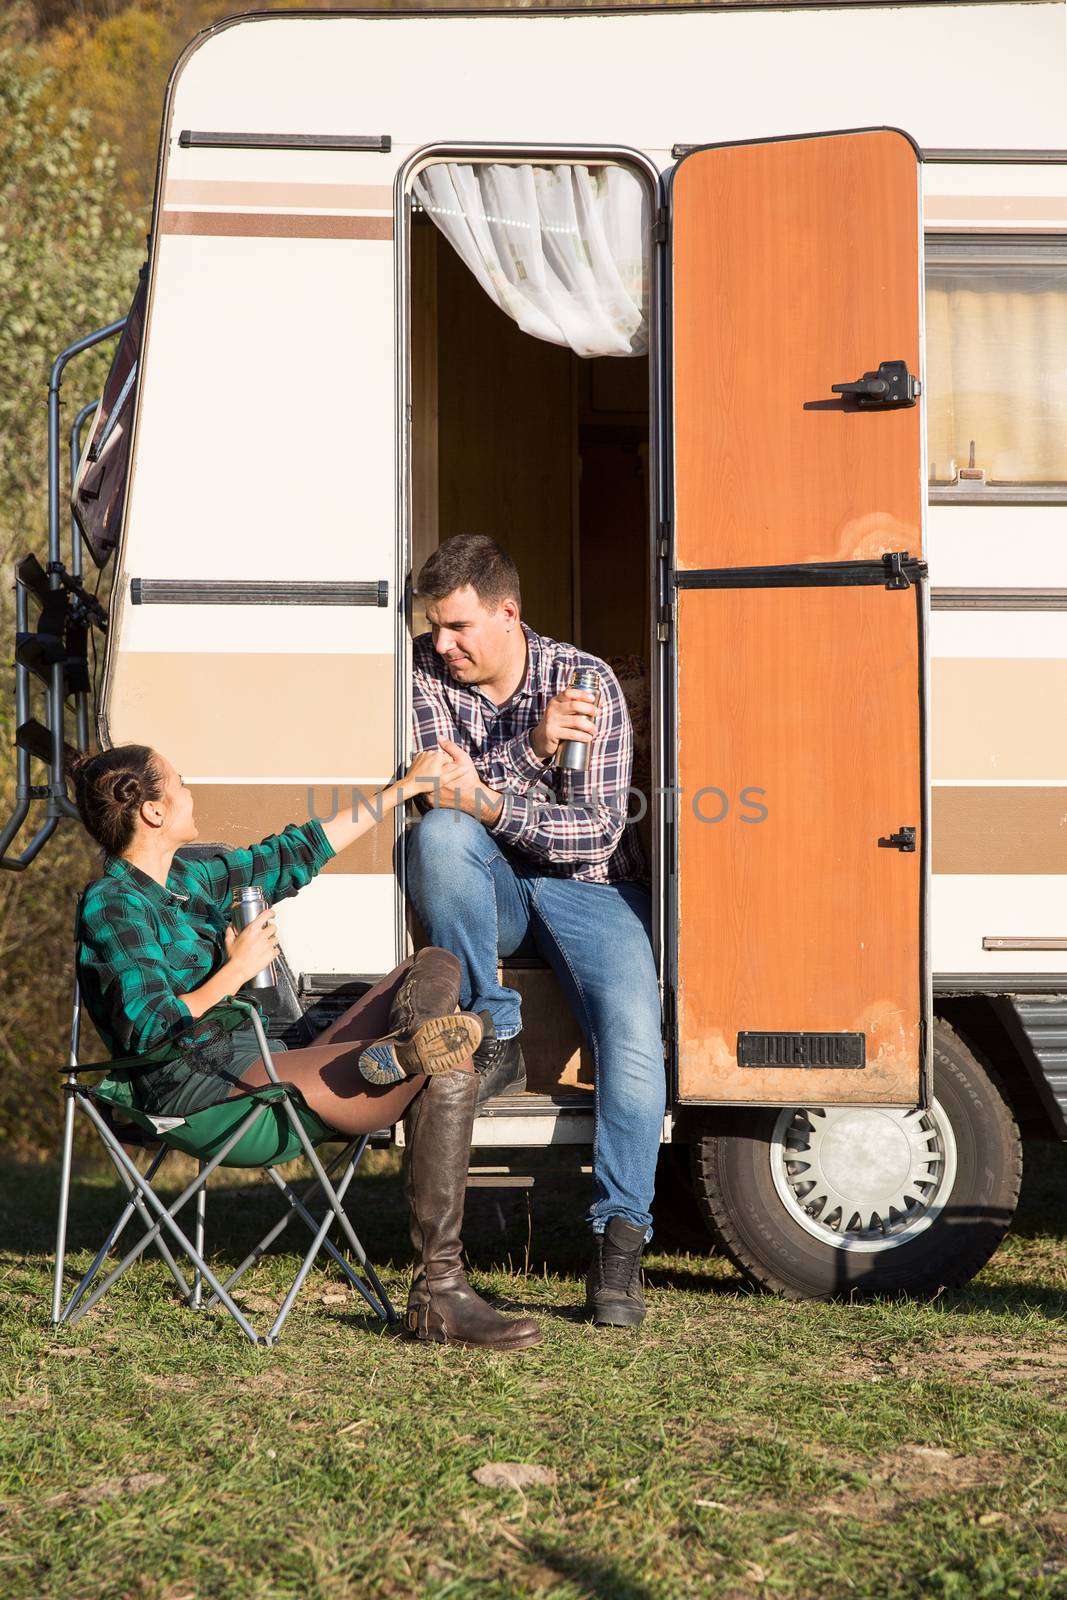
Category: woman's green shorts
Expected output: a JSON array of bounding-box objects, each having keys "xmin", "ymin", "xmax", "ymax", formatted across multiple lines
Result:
[{"xmin": 104, "ymin": 1025, "xmax": 290, "ymax": 1119}]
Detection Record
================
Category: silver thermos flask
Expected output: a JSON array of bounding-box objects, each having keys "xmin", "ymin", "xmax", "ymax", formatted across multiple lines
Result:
[
  {"xmin": 554, "ymin": 666, "xmax": 601, "ymax": 774},
  {"xmin": 230, "ymin": 885, "xmax": 277, "ymax": 992}
]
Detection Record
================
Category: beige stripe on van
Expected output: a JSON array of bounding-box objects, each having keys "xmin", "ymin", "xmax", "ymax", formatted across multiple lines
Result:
[
  {"xmin": 160, "ymin": 211, "xmax": 392, "ymax": 240},
  {"xmin": 932, "ymin": 658, "xmax": 1067, "ymax": 779},
  {"xmin": 164, "ymin": 180, "xmax": 392, "ymax": 211},
  {"xmin": 933, "ymin": 786, "xmax": 1067, "ymax": 874},
  {"xmin": 189, "ymin": 784, "xmax": 395, "ymax": 874},
  {"xmin": 107, "ymin": 652, "xmax": 395, "ymax": 777},
  {"xmin": 923, "ymin": 196, "xmax": 1067, "ymax": 227}
]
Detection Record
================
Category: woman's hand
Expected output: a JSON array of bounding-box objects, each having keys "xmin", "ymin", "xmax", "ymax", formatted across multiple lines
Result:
[
  {"xmin": 225, "ymin": 909, "xmax": 279, "ymax": 985},
  {"xmin": 396, "ymin": 746, "xmax": 464, "ymax": 799}
]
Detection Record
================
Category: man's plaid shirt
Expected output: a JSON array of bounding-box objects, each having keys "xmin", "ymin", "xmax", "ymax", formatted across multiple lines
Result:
[
  {"xmin": 412, "ymin": 623, "xmax": 646, "ymax": 886},
  {"xmin": 77, "ymin": 821, "xmax": 334, "ymax": 1059}
]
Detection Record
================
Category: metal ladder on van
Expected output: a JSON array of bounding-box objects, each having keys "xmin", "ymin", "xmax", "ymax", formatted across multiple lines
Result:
[{"xmin": 0, "ymin": 319, "xmax": 124, "ymax": 871}]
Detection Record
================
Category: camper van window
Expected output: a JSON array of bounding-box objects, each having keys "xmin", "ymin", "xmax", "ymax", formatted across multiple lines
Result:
[{"xmin": 926, "ymin": 235, "xmax": 1067, "ymax": 499}]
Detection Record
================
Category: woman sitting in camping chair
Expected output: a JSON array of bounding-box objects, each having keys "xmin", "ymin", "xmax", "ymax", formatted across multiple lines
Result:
[{"xmin": 71, "ymin": 745, "xmax": 541, "ymax": 1352}]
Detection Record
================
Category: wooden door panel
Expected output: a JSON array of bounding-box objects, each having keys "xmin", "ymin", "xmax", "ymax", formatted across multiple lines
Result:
[
  {"xmin": 672, "ymin": 130, "xmax": 922, "ymax": 572},
  {"xmin": 676, "ymin": 584, "xmax": 923, "ymax": 1104},
  {"xmin": 670, "ymin": 130, "xmax": 926, "ymax": 1105}
]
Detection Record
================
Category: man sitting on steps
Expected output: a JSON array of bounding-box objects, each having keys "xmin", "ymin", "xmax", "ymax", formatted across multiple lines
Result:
[{"xmin": 407, "ymin": 533, "xmax": 665, "ymax": 1329}]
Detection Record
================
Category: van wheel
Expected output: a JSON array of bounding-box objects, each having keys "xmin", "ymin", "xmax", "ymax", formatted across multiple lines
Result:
[
  {"xmin": 652, "ymin": 1146, "xmax": 717, "ymax": 1253},
  {"xmin": 689, "ymin": 1023, "xmax": 1022, "ymax": 1300}
]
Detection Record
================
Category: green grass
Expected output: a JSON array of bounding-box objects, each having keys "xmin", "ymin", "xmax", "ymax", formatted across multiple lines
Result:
[{"xmin": 1, "ymin": 1142, "xmax": 1065, "ymax": 1600}]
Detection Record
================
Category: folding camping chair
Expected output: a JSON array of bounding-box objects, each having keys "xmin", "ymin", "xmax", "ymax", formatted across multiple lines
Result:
[{"xmin": 52, "ymin": 977, "xmax": 397, "ymax": 1346}]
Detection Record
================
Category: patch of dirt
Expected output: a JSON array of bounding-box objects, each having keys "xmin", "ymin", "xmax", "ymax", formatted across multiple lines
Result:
[
  {"xmin": 45, "ymin": 1470, "xmax": 167, "ymax": 1508},
  {"xmin": 474, "ymin": 1462, "xmax": 558, "ymax": 1491},
  {"xmin": 865, "ymin": 1337, "xmax": 1067, "ymax": 1401},
  {"xmin": 812, "ymin": 1446, "xmax": 1008, "ymax": 1524},
  {"xmin": 141, "ymin": 1373, "xmax": 201, "ymax": 1393},
  {"xmin": 230, "ymin": 1370, "xmax": 293, "ymax": 1394},
  {"xmin": 6, "ymin": 1387, "xmax": 51, "ymax": 1412}
]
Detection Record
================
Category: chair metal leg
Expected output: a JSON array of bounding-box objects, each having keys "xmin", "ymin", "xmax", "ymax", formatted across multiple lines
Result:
[
  {"xmin": 265, "ymin": 1150, "xmax": 368, "ymax": 1342},
  {"xmin": 59, "ymin": 1143, "xmax": 177, "ymax": 1324},
  {"xmin": 201, "ymin": 1139, "xmax": 361, "ymax": 1309},
  {"xmin": 72, "ymin": 1098, "xmax": 265, "ymax": 1343},
  {"xmin": 266, "ymin": 1165, "xmax": 378, "ymax": 1294},
  {"xmin": 51, "ymin": 1084, "xmax": 78, "ymax": 1325},
  {"xmin": 266, "ymin": 1147, "xmax": 393, "ymax": 1339},
  {"xmin": 191, "ymin": 1163, "xmax": 207, "ymax": 1310}
]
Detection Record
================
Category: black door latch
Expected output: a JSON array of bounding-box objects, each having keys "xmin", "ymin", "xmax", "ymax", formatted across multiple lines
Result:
[
  {"xmin": 832, "ymin": 360, "xmax": 921, "ymax": 408},
  {"xmin": 878, "ymin": 827, "xmax": 917, "ymax": 852}
]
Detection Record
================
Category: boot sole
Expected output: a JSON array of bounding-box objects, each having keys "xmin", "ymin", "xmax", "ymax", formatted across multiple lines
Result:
[
  {"xmin": 405, "ymin": 1325, "xmax": 543, "ymax": 1351},
  {"xmin": 359, "ymin": 1013, "xmax": 483, "ymax": 1085},
  {"xmin": 587, "ymin": 1303, "xmax": 646, "ymax": 1327}
]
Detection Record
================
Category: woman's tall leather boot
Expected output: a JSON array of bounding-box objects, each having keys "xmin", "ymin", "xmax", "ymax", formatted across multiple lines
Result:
[{"xmin": 402, "ymin": 1070, "xmax": 542, "ymax": 1350}]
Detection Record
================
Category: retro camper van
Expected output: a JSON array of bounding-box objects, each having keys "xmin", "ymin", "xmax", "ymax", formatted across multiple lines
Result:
[{"xmin": 6, "ymin": 0, "xmax": 1067, "ymax": 1301}]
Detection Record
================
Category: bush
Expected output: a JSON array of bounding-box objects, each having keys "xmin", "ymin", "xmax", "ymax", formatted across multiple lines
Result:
[{"xmin": 0, "ymin": 41, "xmax": 140, "ymax": 1154}]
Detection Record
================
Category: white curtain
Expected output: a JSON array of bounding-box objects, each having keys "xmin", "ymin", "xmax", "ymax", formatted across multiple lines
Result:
[{"xmin": 413, "ymin": 162, "xmax": 649, "ymax": 358}]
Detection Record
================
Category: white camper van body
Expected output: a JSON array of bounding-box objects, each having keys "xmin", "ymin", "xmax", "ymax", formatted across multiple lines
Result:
[
  {"xmin": 103, "ymin": 0, "xmax": 1067, "ymax": 978},
  {"xmin": 64, "ymin": 0, "xmax": 1067, "ymax": 1295}
]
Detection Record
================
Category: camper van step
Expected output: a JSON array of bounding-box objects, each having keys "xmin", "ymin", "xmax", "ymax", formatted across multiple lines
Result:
[
  {"xmin": 994, "ymin": 997, "xmax": 1067, "ymax": 1137},
  {"xmin": 179, "ymin": 130, "xmax": 391, "ymax": 153},
  {"xmin": 479, "ymin": 1092, "xmax": 593, "ymax": 1115},
  {"xmin": 15, "ymin": 719, "xmax": 79, "ymax": 771}
]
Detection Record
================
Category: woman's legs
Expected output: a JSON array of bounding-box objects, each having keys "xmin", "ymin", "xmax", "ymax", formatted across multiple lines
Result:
[
  {"xmin": 234, "ymin": 960, "xmax": 468, "ymax": 1137},
  {"xmin": 235, "ymin": 955, "xmax": 540, "ymax": 1347}
]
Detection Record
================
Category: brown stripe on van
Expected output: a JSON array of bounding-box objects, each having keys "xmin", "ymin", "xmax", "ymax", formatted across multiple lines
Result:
[
  {"xmin": 188, "ymin": 784, "xmax": 396, "ymax": 875},
  {"xmin": 932, "ymin": 659, "xmax": 1067, "ymax": 779},
  {"xmin": 933, "ymin": 786, "xmax": 1067, "ymax": 874},
  {"xmin": 164, "ymin": 180, "xmax": 392, "ymax": 212},
  {"xmin": 106, "ymin": 652, "xmax": 395, "ymax": 777},
  {"xmin": 160, "ymin": 211, "xmax": 393, "ymax": 240}
]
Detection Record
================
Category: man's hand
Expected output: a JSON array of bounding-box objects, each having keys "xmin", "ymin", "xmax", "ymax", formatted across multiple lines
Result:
[
  {"xmin": 530, "ymin": 688, "xmax": 599, "ymax": 762},
  {"xmin": 396, "ymin": 746, "xmax": 462, "ymax": 800},
  {"xmin": 422, "ymin": 737, "xmax": 503, "ymax": 825}
]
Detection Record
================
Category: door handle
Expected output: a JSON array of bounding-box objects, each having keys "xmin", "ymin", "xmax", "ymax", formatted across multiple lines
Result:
[
  {"xmin": 878, "ymin": 827, "xmax": 917, "ymax": 852},
  {"xmin": 832, "ymin": 360, "xmax": 920, "ymax": 409}
]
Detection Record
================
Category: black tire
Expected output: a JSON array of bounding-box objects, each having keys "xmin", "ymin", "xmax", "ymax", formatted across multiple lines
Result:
[
  {"xmin": 689, "ymin": 1021, "xmax": 1022, "ymax": 1300},
  {"xmin": 651, "ymin": 1145, "xmax": 717, "ymax": 1254}
]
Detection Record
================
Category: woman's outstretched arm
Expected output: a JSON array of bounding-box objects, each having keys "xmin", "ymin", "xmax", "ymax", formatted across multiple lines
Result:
[{"xmin": 318, "ymin": 749, "xmax": 458, "ymax": 858}]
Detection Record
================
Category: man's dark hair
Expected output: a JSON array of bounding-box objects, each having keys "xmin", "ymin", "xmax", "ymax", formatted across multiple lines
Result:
[{"xmin": 416, "ymin": 535, "xmax": 521, "ymax": 612}]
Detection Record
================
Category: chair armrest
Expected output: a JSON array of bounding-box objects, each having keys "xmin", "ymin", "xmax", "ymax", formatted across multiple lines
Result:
[{"xmin": 227, "ymin": 998, "xmax": 282, "ymax": 1087}]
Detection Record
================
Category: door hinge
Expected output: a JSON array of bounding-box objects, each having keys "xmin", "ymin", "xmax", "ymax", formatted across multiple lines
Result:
[
  {"xmin": 657, "ymin": 604, "xmax": 673, "ymax": 642},
  {"xmin": 658, "ymin": 520, "xmax": 671, "ymax": 560},
  {"xmin": 652, "ymin": 207, "xmax": 669, "ymax": 245}
]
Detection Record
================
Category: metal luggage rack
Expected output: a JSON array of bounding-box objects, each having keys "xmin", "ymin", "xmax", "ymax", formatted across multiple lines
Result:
[{"xmin": 1, "ymin": 318, "xmax": 126, "ymax": 871}]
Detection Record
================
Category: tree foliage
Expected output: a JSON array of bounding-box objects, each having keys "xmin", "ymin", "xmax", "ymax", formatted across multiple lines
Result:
[{"xmin": 0, "ymin": 39, "xmax": 140, "ymax": 1154}]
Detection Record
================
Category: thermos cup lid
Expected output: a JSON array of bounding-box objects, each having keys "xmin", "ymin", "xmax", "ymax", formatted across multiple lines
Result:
[{"xmin": 231, "ymin": 885, "xmax": 266, "ymax": 905}]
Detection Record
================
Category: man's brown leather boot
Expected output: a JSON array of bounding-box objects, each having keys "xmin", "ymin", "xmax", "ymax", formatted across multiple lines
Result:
[{"xmin": 402, "ymin": 1070, "xmax": 542, "ymax": 1350}]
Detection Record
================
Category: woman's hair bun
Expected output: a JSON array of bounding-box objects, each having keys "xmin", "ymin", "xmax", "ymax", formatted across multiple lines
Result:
[
  {"xmin": 70, "ymin": 745, "xmax": 164, "ymax": 857},
  {"xmin": 112, "ymin": 773, "xmax": 143, "ymax": 806}
]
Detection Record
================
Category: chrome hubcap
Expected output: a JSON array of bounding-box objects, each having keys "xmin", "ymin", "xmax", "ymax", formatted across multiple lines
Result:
[{"xmin": 770, "ymin": 1102, "xmax": 958, "ymax": 1253}]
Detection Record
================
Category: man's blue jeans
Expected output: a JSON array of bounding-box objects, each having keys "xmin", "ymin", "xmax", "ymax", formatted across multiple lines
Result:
[{"xmin": 405, "ymin": 808, "xmax": 665, "ymax": 1235}]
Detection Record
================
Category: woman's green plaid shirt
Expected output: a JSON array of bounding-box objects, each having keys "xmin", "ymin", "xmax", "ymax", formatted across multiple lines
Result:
[{"xmin": 76, "ymin": 820, "xmax": 334, "ymax": 1060}]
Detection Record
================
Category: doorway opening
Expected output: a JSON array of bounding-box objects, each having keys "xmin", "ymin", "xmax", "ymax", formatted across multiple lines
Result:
[
  {"xmin": 408, "ymin": 155, "xmax": 655, "ymax": 853},
  {"xmin": 405, "ymin": 156, "xmax": 658, "ymax": 1094}
]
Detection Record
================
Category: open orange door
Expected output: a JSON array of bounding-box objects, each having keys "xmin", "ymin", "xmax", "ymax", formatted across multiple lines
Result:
[{"xmin": 669, "ymin": 129, "xmax": 929, "ymax": 1106}]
